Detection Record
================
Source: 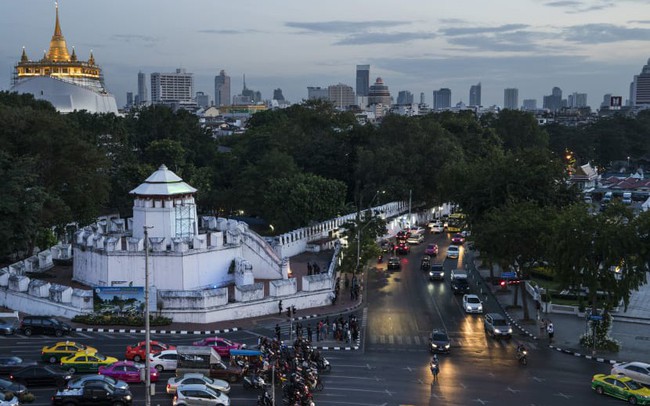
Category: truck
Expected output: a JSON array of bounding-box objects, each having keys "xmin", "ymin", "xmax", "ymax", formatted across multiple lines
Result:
[
  {"xmin": 51, "ymin": 382, "xmax": 133, "ymax": 406},
  {"xmin": 176, "ymin": 346, "xmax": 245, "ymax": 383}
]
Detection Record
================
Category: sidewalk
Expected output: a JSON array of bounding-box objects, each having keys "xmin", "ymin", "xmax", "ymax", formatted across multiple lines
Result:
[{"xmin": 468, "ymin": 250, "xmax": 650, "ymax": 364}]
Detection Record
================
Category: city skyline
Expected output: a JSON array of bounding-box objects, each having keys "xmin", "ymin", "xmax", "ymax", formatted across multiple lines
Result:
[{"xmin": 1, "ymin": 0, "xmax": 650, "ymax": 109}]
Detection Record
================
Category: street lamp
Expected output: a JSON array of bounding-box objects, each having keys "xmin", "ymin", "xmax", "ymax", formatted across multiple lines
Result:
[{"xmin": 143, "ymin": 226, "xmax": 153, "ymax": 406}]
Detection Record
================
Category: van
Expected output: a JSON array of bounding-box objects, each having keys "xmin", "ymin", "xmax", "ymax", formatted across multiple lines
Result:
[
  {"xmin": 176, "ymin": 346, "xmax": 244, "ymax": 383},
  {"xmin": 622, "ymin": 192, "xmax": 632, "ymax": 204},
  {"xmin": 602, "ymin": 191, "xmax": 613, "ymax": 203}
]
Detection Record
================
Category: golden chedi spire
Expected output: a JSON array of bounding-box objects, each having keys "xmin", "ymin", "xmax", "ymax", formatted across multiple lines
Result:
[
  {"xmin": 21, "ymin": 47, "xmax": 29, "ymax": 63},
  {"xmin": 46, "ymin": 2, "xmax": 70, "ymax": 62},
  {"xmin": 88, "ymin": 50, "xmax": 95, "ymax": 65}
]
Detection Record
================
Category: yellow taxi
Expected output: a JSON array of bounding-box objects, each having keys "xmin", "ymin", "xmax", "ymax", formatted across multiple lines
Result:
[
  {"xmin": 592, "ymin": 374, "xmax": 650, "ymax": 405},
  {"xmin": 41, "ymin": 341, "xmax": 98, "ymax": 364},
  {"xmin": 60, "ymin": 351, "xmax": 118, "ymax": 374}
]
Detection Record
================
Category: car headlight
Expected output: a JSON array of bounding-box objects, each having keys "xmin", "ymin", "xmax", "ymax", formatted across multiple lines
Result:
[
  {"xmin": 466, "ymin": 306, "xmax": 472, "ymax": 311},
  {"xmin": 444, "ymin": 344, "xmax": 450, "ymax": 349},
  {"xmin": 478, "ymin": 305, "xmax": 483, "ymax": 311},
  {"xmin": 429, "ymin": 271, "xmax": 434, "ymax": 276},
  {"xmin": 125, "ymin": 395, "xmax": 132, "ymax": 401},
  {"xmin": 507, "ymin": 328, "xmax": 513, "ymax": 333},
  {"xmin": 432, "ymin": 343, "xmax": 438, "ymax": 348},
  {"xmin": 494, "ymin": 328, "xmax": 501, "ymax": 334}
]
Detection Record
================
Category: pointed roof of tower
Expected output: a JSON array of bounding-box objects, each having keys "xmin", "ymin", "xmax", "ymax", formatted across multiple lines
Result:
[
  {"xmin": 21, "ymin": 47, "xmax": 29, "ymax": 62},
  {"xmin": 46, "ymin": 2, "xmax": 71, "ymax": 62},
  {"xmin": 130, "ymin": 164, "xmax": 197, "ymax": 196}
]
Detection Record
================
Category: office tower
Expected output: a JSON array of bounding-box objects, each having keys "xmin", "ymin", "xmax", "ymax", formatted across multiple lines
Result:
[
  {"xmin": 150, "ymin": 68, "xmax": 193, "ymax": 104},
  {"xmin": 137, "ymin": 71, "xmax": 147, "ymax": 105},
  {"xmin": 522, "ymin": 99, "xmax": 537, "ymax": 111},
  {"xmin": 241, "ymin": 75, "xmax": 261, "ymax": 103},
  {"xmin": 543, "ymin": 86, "xmax": 563, "ymax": 111},
  {"xmin": 356, "ymin": 64, "xmax": 370, "ymax": 101},
  {"xmin": 601, "ymin": 93, "xmax": 612, "ymax": 108},
  {"xmin": 503, "ymin": 88, "xmax": 519, "ymax": 110},
  {"xmin": 630, "ymin": 58, "xmax": 650, "ymax": 106},
  {"xmin": 307, "ymin": 86, "xmax": 328, "ymax": 100},
  {"xmin": 396, "ymin": 90, "xmax": 414, "ymax": 105},
  {"xmin": 273, "ymin": 88, "xmax": 285, "ymax": 101},
  {"xmin": 420, "ymin": 92, "xmax": 425, "ymax": 105},
  {"xmin": 214, "ymin": 70, "xmax": 231, "ymax": 106},
  {"xmin": 433, "ymin": 88, "xmax": 451, "ymax": 110},
  {"xmin": 368, "ymin": 77, "xmax": 391, "ymax": 106},
  {"xmin": 195, "ymin": 91, "xmax": 209, "ymax": 108},
  {"xmin": 328, "ymin": 83, "xmax": 356, "ymax": 109},
  {"xmin": 126, "ymin": 92, "xmax": 133, "ymax": 107},
  {"xmin": 469, "ymin": 82, "xmax": 481, "ymax": 107},
  {"xmin": 568, "ymin": 92, "xmax": 587, "ymax": 108}
]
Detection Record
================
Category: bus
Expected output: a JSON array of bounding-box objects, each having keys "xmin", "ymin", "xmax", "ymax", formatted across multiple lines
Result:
[{"xmin": 447, "ymin": 213, "xmax": 466, "ymax": 233}]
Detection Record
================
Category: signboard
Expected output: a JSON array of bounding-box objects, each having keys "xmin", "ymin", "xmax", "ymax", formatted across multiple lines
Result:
[
  {"xmin": 93, "ymin": 286, "xmax": 145, "ymax": 315},
  {"xmin": 590, "ymin": 315, "xmax": 603, "ymax": 321},
  {"xmin": 610, "ymin": 96, "xmax": 622, "ymax": 110},
  {"xmin": 501, "ymin": 272, "xmax": 517, "ymax": 279}
]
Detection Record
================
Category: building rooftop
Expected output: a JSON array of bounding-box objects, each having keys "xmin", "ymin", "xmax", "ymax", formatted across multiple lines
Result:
[{"xmin": 129, "ymin": 164, "xmax": 197, "ymax": 196}]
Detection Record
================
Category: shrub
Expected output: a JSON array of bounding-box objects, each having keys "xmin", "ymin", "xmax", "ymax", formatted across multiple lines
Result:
[
  {"xmin": 72, "ymin": 313, "xmax": 172, "ymax": 326},
  {"xmin": 20, "ymin": 392, "xmax": 36, "ymax": 403},
  {"xmin": 579, "ymin": 312, "xmax": 620, "ymax": 352},
  {"xmin": 529, "ymin": 266, "xmax": 555, "ymax": 281}
]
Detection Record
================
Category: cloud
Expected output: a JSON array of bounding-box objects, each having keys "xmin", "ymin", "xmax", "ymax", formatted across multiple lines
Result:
[
  {"xmin": 335, "ymin": 31, "xmax": 434, "ymax": 45},
  {"xmin": 563, "ymin": 23, "xmax": 650, "ymax": 43},
  {"xmin": 441, "ymin": 24, "xmax": 529, "ymax": 36},
  {"xmin": 111, "ymin": 34, "xmax": 158, "ymax": 44},
  {"xmin": 446, "ymin": 33, "xmax": 538, "ymax": 53},
  {"xmin": 543, "ymin": 0, "xmax": 616, "ymax": 13},
  {"xmin": 197, "ymin": 29, "xmax": 261, "ymax": 35},
  {"xmin": 284, "ymin": 20, "xmax": 409, "ymax": 34},
  {"xmin": 628, "ymin": 20, "xmax": 650, "ymax": 24},
  {"xmin": 545, "ymin": 1, "xmax": 582, "ymax": 6}
]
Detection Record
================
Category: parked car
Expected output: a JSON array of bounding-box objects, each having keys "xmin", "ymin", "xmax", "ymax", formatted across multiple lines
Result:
[
  {"xmin": 126, "ymin": 340, "xmax": 176, "ymax": 362},
  {"xmin": 462, "ymin": 294, "xmax": 483, "ymax": 313},
  {"xmin": 99, "ymin": 361, "xmax": 159, "ymax": 383},
  {"xmin": 41, "ymin": 342, "xmax": 98, "ymax": 364},
  {"xmin": 10, "ymin": 365, "xmax": 72, "ymax": 387},
  {"xmin": 66, "ymin": 374, "xmax": 129, "ymax": 391},
  {"xmin": 429, "ymin": 264, "xmax": 445, "ymax": 281},
  {"xmin": 172, "ymin": 384, "xmax": 230, "ymax": 406},
  {"xmin": 591, "ymin": 374, "xmax": 650, "ymax": 404},
  {"xmin": 166, "ymin": 373, "xmax": 231, "ymax": 395},
  {"xmin": 424, "ymin": 244, "xmax": 439, "ymax": 256},
  {"xmin": 387, "ymin": 257, "xmax": 401, "ymax": 270},
  {"xmin": 150, "ymin": 350, "xmax": 178, "ymax": 372},
  {"xmin": 429, "ymin": 329, "xmax": 451, "ymax": 353},
  {"xmin": 611, "ymin": 361, "xmax": 650, "ymax": 386},
  {"xmin": 446, "ymin": 245, "xmax": 460, "ymax": 259},
  {"xmin": 483, "ymin": 313, "xmax": 512, "ymax": 339},
  {"xmin": 19, "ymin": 316, "xmax": 71, "ymax": 337},
  {"xmin": 191, "ymin": 338, "xmax": 246, "ymax": 358}
]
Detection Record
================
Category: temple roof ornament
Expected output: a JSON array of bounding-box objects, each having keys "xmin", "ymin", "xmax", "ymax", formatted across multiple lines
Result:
[{"xmin": 46, "ymin": 2, "xmax": 70, "ymax": 62}]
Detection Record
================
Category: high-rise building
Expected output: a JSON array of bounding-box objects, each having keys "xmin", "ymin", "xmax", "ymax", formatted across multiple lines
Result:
[
  {"xmin": 214, "ymin": 70, "xmax": 231, "ymax": 106},
  {"xmin": 137, "ymin": 71, "xmax": 147, "ymax": 105},
  {"xmin": 543, "ymin": 87, "xmax": 563, "ymax": 111},
  {"xmin": 356, "ymin": 64, "xmax": 370, "ymax": 99},
  {"xmin": 307, "ymin": 86, "xmax": 328, "ymax": 101},
  {"xmin": 503, "ymin": 88, "xmax": 519, "ymax": 110},
  {"xmin": 241, "ymin": 75, "xmax": 261, "ymax": 103},
  {"xmin": 195, "ymin": 91, "xmax": 209, "ymax": 108},
  {"xmin": 630, "ymin": 58, "xmax": 650, "ymax": 106},
  {"xmin": 568, "ymin": 92, "xmax": 587, "ymax": 108},
  {"xmin": 368, "ymin": 77, "xmax": 391, "ymax": 106},
  {"xmin": 420, "ymin": 92, "xmax": 425, "ymax": 105},
  {"xmin": 396, "ymin": 90, "xmax": 414, "ymax": 105},
  {"xmin": 273, "ymin": 88, "xmax": 285, "ymax": 101},
  {"xmin": 522, "ymin": 99, "xmax": 537, "ymax": 111},
  {"xmin": 469, "ymin": 82, "xmax": 481, "ymax": 107},
  {"xmin": 433, "ymin": 88, "xmax": 451, "ymax": 110},
  {"xmin": 328, "ymin": 83, "xmax": 356, "ymax": 109},
  {"xmin": 601, "ymin": 93, "xmax": 612, "ymax": 108},
  {"xmin": 126, "ymin": 92, "xmax": 133, "ymax": 107},
  {"xmin": 150, "ymin": 68, "xmax": 193, "ymax": 105}
]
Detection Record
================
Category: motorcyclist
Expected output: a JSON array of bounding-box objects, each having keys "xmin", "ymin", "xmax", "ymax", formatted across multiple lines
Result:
[
  {"xmin": 430, "ymin": 355, "xmax": 440, "ymax": 379},
  {"xmin": 516, "ymin": 344, "xmax": 527, "ymax": 359}
]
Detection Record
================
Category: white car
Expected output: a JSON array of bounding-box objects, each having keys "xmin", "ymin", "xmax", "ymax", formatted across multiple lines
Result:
[
  {"xmin": 150, "ymin": 349, "xmax": 178, "ymax": 372},
  {"xmin": 462, "ymin": 294, "xmax": 483, "ymax": 313},
  {"xmin": 430, "ymin": 221, "xmax": 444, "ymax": 233},
  {"xmin": 173, "ymin": 384, "xmax": 230, "ymax": 406},
  {"xmin": 167, "ymin": 373, "xmax": 231, "ymax": 395},
  {"xmin": 407, "ymin": 234, "xmax": 424, "ymax": 245},
  {"xmin": 611, "ymin": 361, "xmax": 650, "ymax": 385},
  {"xmin": 447, "ymin": 245, "xmax": 460, "ymax": 259}
]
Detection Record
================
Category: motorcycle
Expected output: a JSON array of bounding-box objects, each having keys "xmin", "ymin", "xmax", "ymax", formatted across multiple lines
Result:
[
  {"xmin": 244, "ymin": 373, "xmax": 267, "ymax": 389},
  {"xmin": 316, "ymin": 357, "xmax": 331, "ymax": 372},
  {"xmin": 516, "ymin": 347, "xmax": 528, "ymax": 366},
  {"xmin": 378, "ymin": 255, "xmax": 384, "ymax": 263},
  {"xmin": 257, "ymin": 390, "xmax": 273, "ymax": 406}
]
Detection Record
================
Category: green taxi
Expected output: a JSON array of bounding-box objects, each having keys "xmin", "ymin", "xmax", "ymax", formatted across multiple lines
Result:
[
  {"xmin": 592, "ymin": 373, "xmax": 650, "ymax": 405},
  {"xmin": 41, "ymin": 341, "xmax": 98, "ymax": 364},
  {"xmin": 60, "ymin": 351, "xmax": 118, "ymax": 374}
]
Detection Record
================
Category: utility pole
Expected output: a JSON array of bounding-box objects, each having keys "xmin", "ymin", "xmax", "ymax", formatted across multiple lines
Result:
[
  {"xmin": 143, "ymin": 226, "xmax": 153, "ymax": 406},
  {"xmin": 408, "ymin": 189, "xmax": 412, "ymax": 227}
]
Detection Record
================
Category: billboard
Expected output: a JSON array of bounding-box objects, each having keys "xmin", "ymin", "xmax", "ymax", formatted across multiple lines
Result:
[
  {"xmin": 610, "ymin": 96, "xmax": 622, "ymax": 109},
  {"xmin": 93, "ymin": 286, "xmax": 145, "ymax": 315}
]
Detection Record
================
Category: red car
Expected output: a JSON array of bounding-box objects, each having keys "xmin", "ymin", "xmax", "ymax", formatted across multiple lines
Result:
[
  {"xmin": 192, "ymin": 337, "xmax": 246, "ymax": 357},
  {"xmin": 99, "ymin": 360, "xmax": 159, "ymax": 383},
  {"xmin": 424, "ymin": 244, "xmax": 439, "ymax": 256},
  {"xmin": 125, "ymin": 341, "xmax": 176, "ymax": 362},
  {"xmin": 451, "ymin": 234, "xmax": 465, "ymax": 245}
]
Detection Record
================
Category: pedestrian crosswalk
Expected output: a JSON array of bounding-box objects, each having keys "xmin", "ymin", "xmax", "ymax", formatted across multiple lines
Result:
[{"xmin": 367, "ymin": 331, "xmax": 539, "ymax": 351}]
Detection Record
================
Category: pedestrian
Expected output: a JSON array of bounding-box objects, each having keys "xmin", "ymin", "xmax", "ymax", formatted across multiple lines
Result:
[
  {"xmin": 307, "ymin": 262, "xmax": 313, "ymax": 275},
  {"xmin": 307, "ymin": 324, "xmax": 313, "ymax": 342},
  {"xmin": 324, "ymin": 317, "xmax": 329, "ymax": 339},
  {"xmin": 314, "ymin": 263, "xmax": 320, "ymax": 274},
  {"xmin": 539, "ymin": 318, "xmax": 547, "ymax": 336},
  {"xmin": 547, "ymin": 321, "xmax": 554, "ymax": 343},
  {"xmin": 275, "ymin": 323, "xmax": 281, "ymax": 341},
  {"xmin": 317, "ymin": 320, "xmax": 322, "ymax": 341},
  {"xmin": 278, "ymin": 300, "xmax": 283, "ymax": 316}
]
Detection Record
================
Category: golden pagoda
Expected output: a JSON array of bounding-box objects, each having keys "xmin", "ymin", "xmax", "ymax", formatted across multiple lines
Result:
[{"xmin": 13, "ymin": 2, "xmax": 103, "ymax": 88}]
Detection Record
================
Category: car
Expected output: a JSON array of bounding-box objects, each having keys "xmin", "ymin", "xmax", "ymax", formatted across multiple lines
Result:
[
  {"xmin": 451, "ymin": 278, "xmax": 470, "ymax": 294},
  {"xmin": 150, "ymin": 349, "xmax": 179, "ymax": 372},
  {"xmin": 451, "ymin": 233, "xmax": 465, "ymax": 244},
  {"xmin": 10, "ymin": 365, "xmax": 72, "ymax": 387},
  {"xmin": 19, "ymin": 316, "xmax": 71, "ymax": 337},
  {"xmin": 192, "ymin": 337, "xmax": 246, "ymax": 358},
  {"xmin": 407, "ymin": 234, "xmax": 424, "ymax": 245},
  {"xmin": 99, "ymin": 361, "xmax": 159, "ymax": 383},
  {"xmin": 395, "ymin": 242, "xmax": 410, "ymax": 255},
  {"xmin": 395, "ymin": 230, "xmax": 411, "ymax": 244},
  {"xmin": 0, "ymin": 318, "xmax": 19, "ymax": 335},
  {"xmin": 611, "ymin": 361, "xmax": 650, "ymax": 386},
  {"xmin": 60, "ymin": 351, "xmax": 119, "ymax": 374},
  {"xmin": 409, "ymin": 226, "xmax": 425, "ymax": 235},
  {"xmin": 379, "ymin": 240, "xmax": 392, "ymax": 253},
  {"xmin": 462, "ymin": 294, "xmax": 483, "ymax": 313},
  {"xmin": 450, "ymin": 269, "xmax": 468, "ymax": 280},
  {"xmin": 166, "ymin": 373, "xmax": 231, "ymax": 395},
  {"xmin": 484, "ymin": 313, "xmax": 512, "ymax": 339},
  {"xmin": 428, "ymin": 221, "xmax": 444, "ymax": 233},
  {"xmin": 0, "ymin": 357, "xmax": 34, "ymax": 376},
  {"xmin": 0, "ymin": 391, "xmax": 19, "ymax": 406},
  {"xmin": 592, "ymin": 374, "xmax": 650, "ymax": 405},
  {"xmin": 41, "ymin": 341, "xmax": 98, "ymax": 364},
  {"xmin": 429, "ymin": 329, "xmax": 451, "ymax": 353},
  {"xmin": 173, "ymin": 384, "xmax": 230, "ymax": 406},
  {"xmin": 424, "ymin": 244, "xmax": 439, "ymax": 256},
  {"xmin": 0, "ymin": 377, "xmax": 27, "ymax": 397},
  {"xmin": 126, "ymin": 340, "xmax": 176, "ymax": 362},
  {"xmin": 387, "ymin": 256, "xmax": 401, "ymax": 270},
  {"xmin": 66, "ymin": 374, "xmax": 129, "ymax": 391},
  {"xmin": 429, "ymin": 264, "xmax": 445, "ymax": 281},
  {"xmin": 446, "ymin": 245, "xmax": 460, "ymax": 259}
]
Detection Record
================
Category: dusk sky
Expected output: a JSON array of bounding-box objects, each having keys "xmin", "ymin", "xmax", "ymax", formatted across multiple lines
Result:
[{"xmin": 1, "ymin": 0, "xmax": 650, "ymax": 109}]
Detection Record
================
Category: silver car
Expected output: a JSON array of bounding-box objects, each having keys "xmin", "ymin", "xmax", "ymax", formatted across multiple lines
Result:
[
  {"xmin": 150, "ymin": 349, "xmax": 178, "ymax": 372},
  {"xmin": 611, "ymin": 361, "xmax": 650, "ymax": 385},
  {"xmin": 0, "ymin": 318, "xmax": 19, "ymax": 335},
  {"xmin": 172, "ymin": 384, "xmax": 230, "ymax": 406},
  {"xmin": 167, "ymin": 373, "xmax": 230, "ymax": 395},
  {"xmin": 66, "ymin": 374, "xmax": 130, "ymax": 391}
]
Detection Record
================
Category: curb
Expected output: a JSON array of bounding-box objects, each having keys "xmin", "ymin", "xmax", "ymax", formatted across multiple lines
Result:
[
  {"xmin": 74, "ymin": 327, "xmax": 241, "ymax": 335},
  {"xmin": 286, "ymin": 296, "xmax": 364, "ymax": 323},
  {"xmin": 497, "ymin": 303, "xmax": 539, "ymax": 340},
  {"xmin": 549, "ymin": 345, "xmax": 620, "ymax": 364}
]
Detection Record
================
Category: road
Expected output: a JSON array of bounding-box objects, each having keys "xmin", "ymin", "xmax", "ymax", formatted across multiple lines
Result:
[{"xmin": 0, "ymin": 231, "xmax": 626, "ymax": 405}]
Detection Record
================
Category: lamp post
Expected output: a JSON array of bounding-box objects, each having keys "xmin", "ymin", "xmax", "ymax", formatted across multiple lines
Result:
[{"xmin": 143, "ymin": 226, "xmax": 153, "ymax": 406}]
